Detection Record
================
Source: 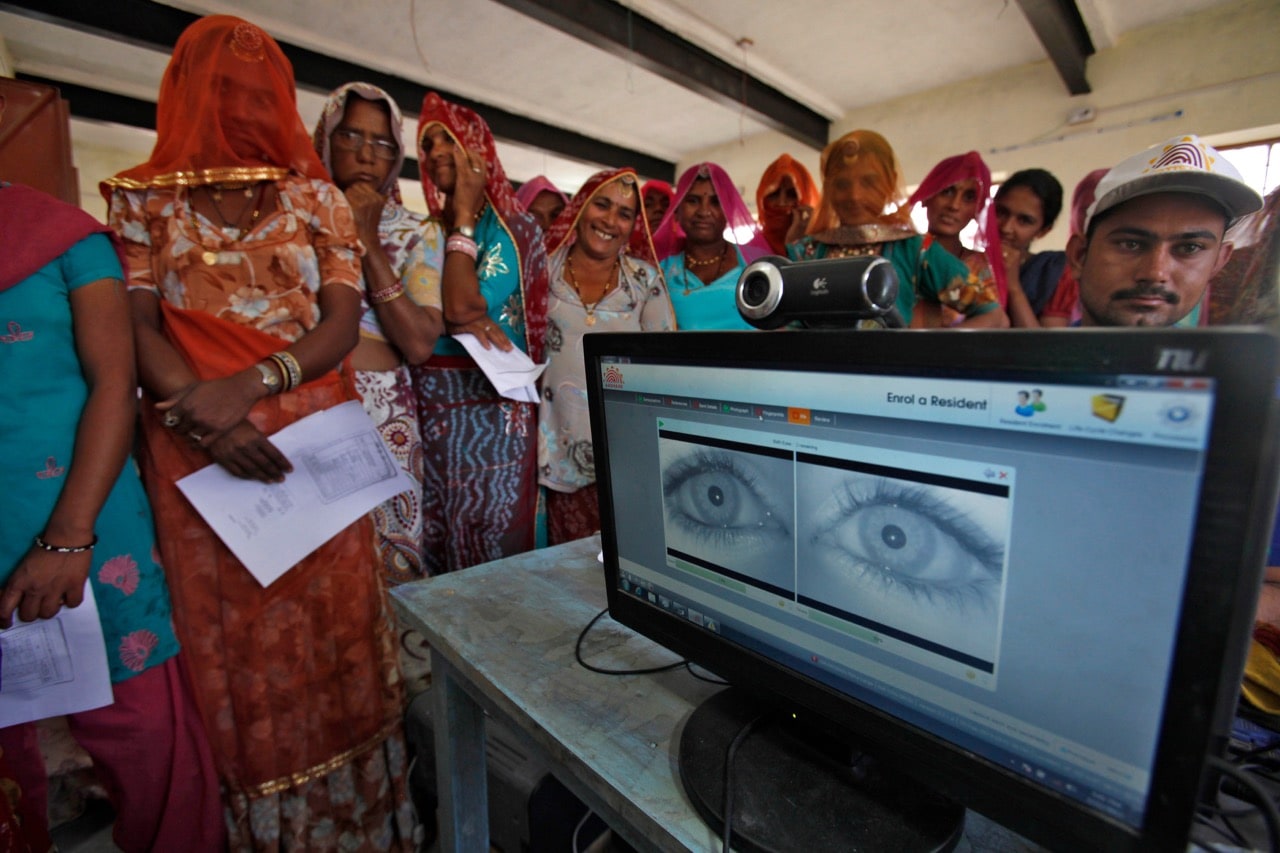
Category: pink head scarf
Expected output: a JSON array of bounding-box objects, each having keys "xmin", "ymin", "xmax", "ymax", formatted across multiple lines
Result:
[
  {"xmin": 906, "ymin": 151, "xmax": 1007, "ymax": 304},
  {"xmin": 651, "ymin": 162, "xmax": 772, "ymax": 263},
  {"xmin": 1070, "ymin": 168, "xmax": 1110, "ymax": 237},
  {"xmin": 514, "ymin": 175, "xmax": 568, "ymax": 213}
]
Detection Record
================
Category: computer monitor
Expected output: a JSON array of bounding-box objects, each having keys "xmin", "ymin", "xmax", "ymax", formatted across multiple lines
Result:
[{"xmin": 585, "ymin": 328, "xmax": 1280, "ymax": 852}]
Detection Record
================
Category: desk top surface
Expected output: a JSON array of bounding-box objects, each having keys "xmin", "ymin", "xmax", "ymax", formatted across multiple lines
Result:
[{"xmin": 391, "ymin": 537, "xmax": 1036, "ymax": 853}]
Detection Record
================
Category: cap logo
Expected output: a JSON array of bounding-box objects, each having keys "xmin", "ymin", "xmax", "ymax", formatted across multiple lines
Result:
[{"xmin": 1147, "ymin": 140, "xmax": 1212, "ymax": 174}]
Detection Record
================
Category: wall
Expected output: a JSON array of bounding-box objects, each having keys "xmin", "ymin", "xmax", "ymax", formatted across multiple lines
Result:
[{"xmin": 683, "ymin": 0, "xmax": 1280, "ymax": 249}]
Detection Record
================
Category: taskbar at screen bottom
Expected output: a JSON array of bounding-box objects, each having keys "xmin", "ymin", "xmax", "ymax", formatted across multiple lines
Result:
[{"xmin": 616, "ymin": 565, "xmax": 1148, "ymax": 829}]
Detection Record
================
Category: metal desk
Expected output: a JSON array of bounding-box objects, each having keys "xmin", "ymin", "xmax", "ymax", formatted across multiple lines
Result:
[{"xmin": 391, "ymin": 536, "xmax": 1038, "ymax": 853}]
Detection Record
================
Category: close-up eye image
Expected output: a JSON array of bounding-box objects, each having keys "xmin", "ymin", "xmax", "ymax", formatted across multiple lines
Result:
[
  {"xmin": 795, "ymin": 464, "xmax": 1010, "ymax": 670},
  {"xmin": 658, "ymin": 437, "xmax": 796, "ymax": 595}
]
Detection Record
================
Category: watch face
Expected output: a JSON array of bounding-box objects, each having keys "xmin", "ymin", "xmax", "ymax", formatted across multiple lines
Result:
[{"xmin": 257, "ymin": 363, "xmax": 281, "ymax": 389}]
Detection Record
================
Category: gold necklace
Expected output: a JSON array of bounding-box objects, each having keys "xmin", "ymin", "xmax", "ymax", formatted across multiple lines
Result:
[
  {"xmin": 200, "ymin": 182, "xmax": 266, "ymax": 265},
  {"xmin": 682, "ymin": 242, "xmax": 729, "ymax": 295},
  {"xmin": 210, "ymin": 182, "xmax": 254, "ymax": 202},
  {"xmin": 684, "ymin": 242, "xmax": 727, "ymax": 268},
  {"xmin": 565, "ymin": 252, "xmax": 619, "ymax": 327}
]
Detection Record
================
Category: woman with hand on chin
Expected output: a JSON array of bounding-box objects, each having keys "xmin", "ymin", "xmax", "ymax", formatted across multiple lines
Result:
[
  {"xmin": 993, "ymin": 168, "xmax": 1064, "ymax": 327},
  {"xmin": 415, "ymin": 92, "xmax": 549, "ymax": 574},
  {"xmin": 654, "ymin": 162, "xmax": 771, "ymax": 330},
  {"xmin": 313, "ymin": 81, "xmax": 444, "ymax": 691},
  {"xmin": 755, "ymin": 153, "xmax": 820, "ymax": 256},
  {"xmin": 539, "ymin": 168, "xmax": 674, "ymax": 543},
  {"xmin": 105, "ymin": 17, "xmax": 414, "ymax": 847}
]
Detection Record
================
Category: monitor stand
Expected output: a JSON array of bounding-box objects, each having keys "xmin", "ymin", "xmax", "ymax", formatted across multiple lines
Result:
[{"xmin": 679, "ymin": 687, "xmax": 965, "ymax": 853}]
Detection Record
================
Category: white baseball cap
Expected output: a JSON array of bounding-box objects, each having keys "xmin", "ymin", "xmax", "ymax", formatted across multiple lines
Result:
[{"xmin": 1085, "ymin": 135, "xmax": 1263, "ymax": 233}]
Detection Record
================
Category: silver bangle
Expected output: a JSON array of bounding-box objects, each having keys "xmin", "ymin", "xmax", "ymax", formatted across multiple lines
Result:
[{"xmin": 34, "ymin": 534, "xmax": 98, "ymax": 554}]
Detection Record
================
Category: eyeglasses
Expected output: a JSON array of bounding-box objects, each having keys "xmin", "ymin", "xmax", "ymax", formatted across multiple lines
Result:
[{"xmin": 331, "ymin": 129, "xmax": 398, "ymax": 161}]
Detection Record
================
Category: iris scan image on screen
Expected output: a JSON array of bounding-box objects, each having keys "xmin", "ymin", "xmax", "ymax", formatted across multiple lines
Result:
[
  {"xmin": 795, "ymin": 458, "xmax": 1011, "ymax": 680},
  {"xmin": 659, "ymin": 434, "xmax": 796, "ymax": 595}
]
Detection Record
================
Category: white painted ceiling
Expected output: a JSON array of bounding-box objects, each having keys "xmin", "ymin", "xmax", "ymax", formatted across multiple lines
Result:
[{"xmin": 0, "ymin": 0, "xmax": 1234, "ymax": 199}]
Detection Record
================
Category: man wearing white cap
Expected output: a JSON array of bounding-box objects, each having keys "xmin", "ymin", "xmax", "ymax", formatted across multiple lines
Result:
[{"xmin": 1067, "ymin": 135, "xmax": 1263, "ymax": 327}]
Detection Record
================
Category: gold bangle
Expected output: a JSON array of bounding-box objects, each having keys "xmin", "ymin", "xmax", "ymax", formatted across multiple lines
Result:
[
  {"xmin": 269, "ymin": 351, "xmax": 303, "ymax": 391},
  {"xmin": 371, "ymin": 288, "xmax": 405, "ymax": 305}
]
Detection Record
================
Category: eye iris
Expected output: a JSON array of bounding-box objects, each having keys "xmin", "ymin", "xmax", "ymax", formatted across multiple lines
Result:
[
  {"xmin": 707, "ymin": 485, "xmax": 725, "ymax": 506},
  {"xmin": 856, "ymin": 506, "xmax": 939, "ymax": 571}
]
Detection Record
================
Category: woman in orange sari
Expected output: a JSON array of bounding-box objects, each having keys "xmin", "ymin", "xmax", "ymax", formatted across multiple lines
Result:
[
  {"xmin": 755, "ymin": 154, "xmax": 820, "ymax": 255},
  {"xmin": 103, "ymin": 17, "xmax": 413, "ymax": 849}
]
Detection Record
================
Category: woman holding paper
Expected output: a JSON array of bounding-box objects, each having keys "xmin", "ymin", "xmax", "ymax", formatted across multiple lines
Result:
[
  {"xmin": 414, "ymin": 92, "xmax": 550, "ymax": 573},
  {"xmin": 103, "ymin": 16, "xmax": 414, "ymax": 849},
  {"xmin": 0, "ymin": 182, "xmax": 222, "ymax": 850}
]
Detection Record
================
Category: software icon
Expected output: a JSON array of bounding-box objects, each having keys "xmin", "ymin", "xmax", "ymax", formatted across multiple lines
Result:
[{"xmin": 1091, "ymin": 394, "xmax": 1125, "ymax": 423}]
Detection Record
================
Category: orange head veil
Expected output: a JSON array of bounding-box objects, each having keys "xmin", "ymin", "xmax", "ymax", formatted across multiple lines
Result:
[
  {"xmin": 809, "ymin": 130, "xmax": 911, "ymax": 235},
  {"xmin": 755, "ymin": 154, "xmax": 820, "ymax": 253},
  {"xmin": 103, "ymin": 16, "xmax": 327, "ymax": 195}
]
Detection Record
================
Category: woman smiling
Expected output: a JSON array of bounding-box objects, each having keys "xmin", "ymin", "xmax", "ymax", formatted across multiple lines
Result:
[{"xmin": 539, "ymin": 168, "xmax": 674, "ymax": 543}]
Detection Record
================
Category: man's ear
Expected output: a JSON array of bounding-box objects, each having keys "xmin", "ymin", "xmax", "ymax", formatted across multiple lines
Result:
[
  {"xmin": 1211, "ymin": 242, "xmax": 1235, "ymax": 278},
  {"xmin": 1066, "ymin": 232, "xmax": 1088, "ymax": 279}
]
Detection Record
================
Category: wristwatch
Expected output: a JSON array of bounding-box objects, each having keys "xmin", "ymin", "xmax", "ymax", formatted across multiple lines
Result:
[
  {"xmin": 453, "ymin": 223, "xmax": 476, "ymax": 239},
  {"xmin": 254, "ymin": 360, "xmax": 282, "ymax": 394}
]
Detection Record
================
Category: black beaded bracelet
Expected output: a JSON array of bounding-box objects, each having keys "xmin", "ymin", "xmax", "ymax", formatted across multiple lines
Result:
[{"xmin": 33, "ymin": 534, "xmax": 98, "ymax": 554}]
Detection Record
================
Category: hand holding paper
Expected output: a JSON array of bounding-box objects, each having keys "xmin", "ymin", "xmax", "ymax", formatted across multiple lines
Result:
[
  {"xmin": 454, "ymin": 333, "xmax": 546, "ymax": 403},
  {"xmin": 176, "ymin": 401, "xmax": 415, "ymax": 586}
]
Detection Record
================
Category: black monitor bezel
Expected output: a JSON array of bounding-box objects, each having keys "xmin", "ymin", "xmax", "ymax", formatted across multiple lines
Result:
[{"xmin": 585, "ymin": 327, "xmax": 1280, "ymax": 852}]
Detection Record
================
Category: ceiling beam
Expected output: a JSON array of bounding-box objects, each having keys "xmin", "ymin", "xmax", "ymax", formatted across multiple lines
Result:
[
  {"xmin": 1014, "ymin": 0, "xmax": 1095, "ymax": 95},
  {"xmin": 18, "ymin": 73, "xmax": 429, "ymax": 183},
  {"xmin": 492, "ymin": 0, "xmax": 829, "ymax": 151},
  {"xmin": 1, "ymin": 0, "xmax": 675, "ymax": 180}
]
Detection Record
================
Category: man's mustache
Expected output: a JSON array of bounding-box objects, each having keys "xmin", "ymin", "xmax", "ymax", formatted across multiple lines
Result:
[{"xmin": 1111, "ymin": 285, "xmax": 1178, "ymax": 305}]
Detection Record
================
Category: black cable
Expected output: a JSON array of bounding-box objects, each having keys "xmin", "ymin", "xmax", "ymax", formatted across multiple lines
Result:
[
  {"xmin": 721, "ymin": 713, "xmax": 767, "ymax": 853},
  {"xmin": 1191, "ymin": 812, "xmax": 1245, "ymax": 851},
  {"xmin": 1206, "ymin": 754, "xmax": 1280, "ymax": 853},
  {"xmin": 685, "ymin": 662, "xmax": 730, "ymax": 684},
  {"xmin": 574, "ymin": 607, "xmax": 687, "ymax": 676}
]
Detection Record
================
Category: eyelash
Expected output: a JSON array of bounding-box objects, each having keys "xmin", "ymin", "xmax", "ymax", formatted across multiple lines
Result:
[
  {"xmin": 812, "ymin": 478, "xmax": 1003, "ymax": 610},
  {"xmin": 662, "ymin": 448, "xmax": 790, "ymax": 546}
]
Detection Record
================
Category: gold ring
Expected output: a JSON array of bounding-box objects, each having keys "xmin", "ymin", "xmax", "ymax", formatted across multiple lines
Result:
[{"xmin": 470, "ymin": 166, "xmax": 482, "ymax": 174}]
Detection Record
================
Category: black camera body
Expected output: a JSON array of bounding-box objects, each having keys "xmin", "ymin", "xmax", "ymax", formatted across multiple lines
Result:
[{"xmin": 735, "ymin": 254, "xmax": 903, "ymax": 329}]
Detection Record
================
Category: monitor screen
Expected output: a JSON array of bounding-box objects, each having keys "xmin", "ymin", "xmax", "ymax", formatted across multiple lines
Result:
[{"xmin": 586, "ymin": 328, "xmax": 1280, "ymax": 851}]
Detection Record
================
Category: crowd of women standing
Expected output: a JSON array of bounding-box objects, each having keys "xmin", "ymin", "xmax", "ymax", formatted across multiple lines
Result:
[{"xmin": 1, "ymin": 11, "xmax": 1212, "ymax": 851}]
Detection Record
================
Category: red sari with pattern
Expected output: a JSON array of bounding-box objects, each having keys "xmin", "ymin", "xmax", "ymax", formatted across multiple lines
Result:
[{"xmin": 102, "ymin": 16, "xmax": 413, "ymax": 850}]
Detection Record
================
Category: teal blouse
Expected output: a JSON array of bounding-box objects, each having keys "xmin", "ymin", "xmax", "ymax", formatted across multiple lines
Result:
[{"xmin": 0, "ymin": 233, "xmax": 179, "ymax": 683}]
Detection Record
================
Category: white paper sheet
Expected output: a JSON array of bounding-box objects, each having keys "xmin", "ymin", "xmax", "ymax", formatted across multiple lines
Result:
[
  {"xmin": 176, "ymin": 401, "xmax": 415, "ymax": 586},
  {"xmin": 455, "ymin": 333, "xmax": 546, "ymax": 403},
  {"xmin": 0, "ymin": 582, "xmax": 113, "ymax": 727}
]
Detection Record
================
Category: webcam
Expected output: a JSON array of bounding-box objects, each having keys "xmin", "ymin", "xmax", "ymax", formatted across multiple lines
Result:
[{"xmin": 736, "ymin": 254, "xmax": 903, "ymax": 329}]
